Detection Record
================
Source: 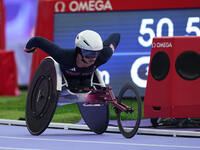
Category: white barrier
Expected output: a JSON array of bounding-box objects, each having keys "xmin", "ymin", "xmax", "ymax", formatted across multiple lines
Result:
[{"xmin": 0, "ymin": 119, "xmax": 200, "ymax": 137}]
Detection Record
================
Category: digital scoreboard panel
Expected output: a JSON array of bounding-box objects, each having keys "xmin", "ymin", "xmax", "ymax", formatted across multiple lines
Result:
[{"xmin": 53, "ymin": 8, "xmax": 200, "ymax": 96}]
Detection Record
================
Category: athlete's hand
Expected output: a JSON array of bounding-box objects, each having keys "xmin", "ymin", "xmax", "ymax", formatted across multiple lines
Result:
[{"xmin": 24, "ymin": 47, "xmax": 37, "ymax": 53}]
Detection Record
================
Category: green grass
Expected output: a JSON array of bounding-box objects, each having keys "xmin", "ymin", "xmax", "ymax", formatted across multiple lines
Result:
[
  {"xmin": 52, "ymin": 104, "xmax": 82, "ymax": 123},
  {"xmin": 0, "ymin": 90, "xmax": 144, "ymax": 123},
  {"xmin": 109, "ymin": 99, "xmax": 144, "ymax": 120},
  {"xmin": 0, "ymin": 90, "xmax": 82, "ymax": 123},
  {"xmin": 0, "ymin": 90, "xmax": 26, "ymax": 120}
]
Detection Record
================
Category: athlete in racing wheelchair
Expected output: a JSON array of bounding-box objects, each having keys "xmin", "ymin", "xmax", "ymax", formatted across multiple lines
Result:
[
  {"xmin": 24, "ymin": 30, "xmax": 120, "ymax": 134},
  {"xmin": 24, "ymin": 30, "xmax": 142, "ymax": 138}
]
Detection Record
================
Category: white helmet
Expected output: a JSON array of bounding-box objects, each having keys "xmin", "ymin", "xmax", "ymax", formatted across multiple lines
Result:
[{"xmin": 75, "ymin": 30, "xmax": 103, "ymax": 51}]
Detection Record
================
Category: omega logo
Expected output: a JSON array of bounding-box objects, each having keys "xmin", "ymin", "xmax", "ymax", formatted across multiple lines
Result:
[
  {"xmin": 152, "ymin": 42, "xmax": 172, "ymax": 48},
  {"xmin": 69, "ymin": 0, "xmax": 112, "ymax": 12},
  {"xmin": 55, "ymin": 1, "xmax": 66, "ymax": 12}
]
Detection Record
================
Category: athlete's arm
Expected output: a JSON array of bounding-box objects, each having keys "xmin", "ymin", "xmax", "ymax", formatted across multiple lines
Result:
[
  {"xmin": 24, "ymin": 36, "xmax": 74, "ymax": 65},
  {"xmin": 96, "ymin": 33, "xmax": 120, "ymax": 65},
  {"xmin": 103, "ymin": 33, "xmax": 120, "ymax": 52},
  {"xmin": 25, "ymin": 36, "xmax": 63, "ymax": 55}
]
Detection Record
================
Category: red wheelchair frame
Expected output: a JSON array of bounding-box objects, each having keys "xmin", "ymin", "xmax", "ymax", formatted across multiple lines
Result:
[{"xmin": 73, "ymin": 83, "xmax": 142, "ymax": 138}]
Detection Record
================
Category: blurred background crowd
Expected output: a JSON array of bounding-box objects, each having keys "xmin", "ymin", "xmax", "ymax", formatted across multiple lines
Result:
[{"xmin": 4, "ymin": 0, "xmax": 38, "ymax": 86}]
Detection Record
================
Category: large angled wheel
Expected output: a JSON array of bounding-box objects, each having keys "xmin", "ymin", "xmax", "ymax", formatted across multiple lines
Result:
[
  {"xmin": 78, "ymin": 103, "xmax": 109, "ymax": 134},
  {"xmin": 116, "ymin": 82, "xmax": 142, "ymax": 138},
  {"xmin": 26, "ymin": 58, "xmax": 59, "ymax": 135}
]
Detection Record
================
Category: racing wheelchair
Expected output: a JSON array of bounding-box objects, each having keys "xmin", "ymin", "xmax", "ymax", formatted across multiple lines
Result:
[{"xmin": 25, "ymin": 57, "xmax": 142, "ymax": 138}]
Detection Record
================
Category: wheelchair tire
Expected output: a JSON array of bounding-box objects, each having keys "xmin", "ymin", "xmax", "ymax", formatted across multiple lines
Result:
[
  {"xmin": 116, "ymin": 82, "xmax": 142, "ymax": 138},
  {"xmin": 26, "ymin": 58, "xmax": 59, "ymax": 135}
]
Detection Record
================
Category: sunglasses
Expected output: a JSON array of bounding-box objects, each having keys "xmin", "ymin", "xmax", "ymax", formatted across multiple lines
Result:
[{"xmin": 81, "ymin": 49, "xmax": 100, "ymax": 58}]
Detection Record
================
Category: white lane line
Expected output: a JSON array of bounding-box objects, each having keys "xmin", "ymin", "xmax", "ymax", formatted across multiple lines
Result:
[
  {"xmin": 0, "ymin": 147, "xmax": 45, "ymax": 150},
  {"xmin": 0, "ymin": 136, "xmax": 200, "ymax": 149},
  {"xmin": 113, "ymin": 52, "xmax": 150, "ymax": 56}
]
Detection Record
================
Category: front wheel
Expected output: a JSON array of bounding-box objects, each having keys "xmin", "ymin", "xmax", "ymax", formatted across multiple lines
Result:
[{"xmin": 116, "ymin": 82, "xmax": 142, "ymax": 138}]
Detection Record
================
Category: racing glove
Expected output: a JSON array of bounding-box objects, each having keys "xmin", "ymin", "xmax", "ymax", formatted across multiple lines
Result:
[{"xmin": 24, "ymin": 47, "xmax": 37, "ymax": 53}]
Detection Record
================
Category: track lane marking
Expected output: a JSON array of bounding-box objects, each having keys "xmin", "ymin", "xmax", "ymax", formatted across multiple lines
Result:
[
  {"xmin": 0, "ymin": 136, "xmax": 200, "ymax": 149},
  {"xmin": 0, "ymin": 147, "xmax": 45, "ymax": 150}
]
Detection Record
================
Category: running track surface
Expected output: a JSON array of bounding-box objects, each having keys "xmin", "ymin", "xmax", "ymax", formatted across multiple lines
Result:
[{"xmin": 0, "ymin": 124, "xmax": 200, "ymax": 150}]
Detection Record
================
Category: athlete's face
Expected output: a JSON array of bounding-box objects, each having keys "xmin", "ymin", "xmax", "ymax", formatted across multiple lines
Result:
[
  {"xmin": 82, "ymin": 57, "xmax": 96, "ymax": 65},
  {"xmin": 76, "ymin": 53, "xmax": 97, "ymax": 68},
  {"xmin": 79, "ymin": 49, "xmax": 100, "ymax": 66}
]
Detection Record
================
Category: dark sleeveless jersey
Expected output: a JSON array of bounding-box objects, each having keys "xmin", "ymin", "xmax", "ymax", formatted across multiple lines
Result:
[{"xmin": 26, "ymin": 33, "xmax": 120, "ymax": 88}]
